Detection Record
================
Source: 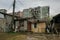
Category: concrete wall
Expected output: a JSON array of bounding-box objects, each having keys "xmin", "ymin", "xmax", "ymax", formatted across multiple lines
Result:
[
  {"xmin": 0, "ymin": 19, "xmax": 6, "ymax": 32},
  {"xmin": 23, "ymin": 9, "xmax": 32, "ymax": 18},
  {"xmin": 4, "ymin": 15, "xmax": 13, "ymax": 32},
  {"xmin": 20, "ymin": 21, "xmax": 28, "ymax": 31},
  {"xmin": 24, "ymin": 21, "xmax": 28, "ymax": 31},
  {"xmin": 40, "ymin": 6, "xmax": 49, "ymax": 21}
]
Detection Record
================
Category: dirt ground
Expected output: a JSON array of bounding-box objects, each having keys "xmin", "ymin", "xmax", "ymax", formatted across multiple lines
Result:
[
  {"xmin": 0, "ymin": 32, "xmax": 27, "ymax": 40},
  {"xmin": 0, "ymin": 32, "xmax": 60, "ymax": 40}
]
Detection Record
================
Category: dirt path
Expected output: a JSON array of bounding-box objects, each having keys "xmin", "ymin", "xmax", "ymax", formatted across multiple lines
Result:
[{"xmin": 0, "ymin": 33, "xmax": 60, "ymax": 40}]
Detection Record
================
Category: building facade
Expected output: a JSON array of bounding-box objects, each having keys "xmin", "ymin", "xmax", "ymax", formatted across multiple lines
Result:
[
  {"xmin": 22, "ymin": 6, "xmax": 50, "ymax": 33},
  {"xmin": 23, "ymin": 8, "xmax": 33, "ymax": 18},
  {"xmin": 31, "ymin": 6, "xmax": 49, "ymax": 21}
]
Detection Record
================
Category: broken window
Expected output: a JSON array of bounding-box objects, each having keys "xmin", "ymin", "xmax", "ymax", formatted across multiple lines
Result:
[{"xmin": 34, "ymin": 23, "xmax": 37, "ymax": 28}]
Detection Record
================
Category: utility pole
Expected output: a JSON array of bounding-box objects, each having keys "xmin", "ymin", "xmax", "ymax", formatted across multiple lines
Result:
[{"xmin": 13, "ymin": 0, "xmax": 16, "ymax": 31}]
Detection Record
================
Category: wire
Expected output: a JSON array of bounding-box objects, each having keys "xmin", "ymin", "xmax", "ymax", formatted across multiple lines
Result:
[
  {"xmin": 7, "ymin": 0, "xmax": 24, "ymax": 12},
  {"xmin": 16, "ymin": 0, "xmax": 25, "ymax": 7},
  {"xmin": 7, "ymin": 2, "xmax": 13, "ymax": 12},
  {"xmin": 17, "ymin": 0, "xmax": 24, "ymax": 5},
  {"xmin": 15, "ymin": 0, "xmax": 25, "ymax": 11}
]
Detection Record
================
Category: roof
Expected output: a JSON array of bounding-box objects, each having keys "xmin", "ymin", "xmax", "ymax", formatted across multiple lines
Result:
[
  {"xmin": 8, "ymin": 11, "xmax": 23, "ymax": 17},
  {"xmin": 52, "ymin": 14, "xmax": 60, "ymax": 23},
  {"xmin": 0, "ymin": 12, "xmax": 18, "ymax": 18},
  {"xmin": 14, "ymin": 17, "xmax": 33, "ymax": 21},
  {"xmin": 28, "ymin": 19, "xmax": 46, "ymax": 23}
]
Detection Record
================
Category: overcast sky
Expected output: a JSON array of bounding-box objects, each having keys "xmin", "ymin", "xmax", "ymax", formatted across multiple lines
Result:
[{"xmin": 0, "ymin": 0, "xmax": 60, "ymax": 16}]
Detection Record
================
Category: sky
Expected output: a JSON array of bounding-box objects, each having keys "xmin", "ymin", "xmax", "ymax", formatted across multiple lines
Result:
[{"xmin": 0, "ymin": 0, "xmax": 60, "ymax": 17}]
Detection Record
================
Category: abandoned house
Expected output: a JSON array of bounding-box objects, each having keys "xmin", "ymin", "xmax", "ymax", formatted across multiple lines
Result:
[
  {"xmin": 0, "ymin": 6, "xmax": 50, "ymax": 33},
  {"xmin": 20, "ymin": 6, "xmax": 50, "ymax": 33}
]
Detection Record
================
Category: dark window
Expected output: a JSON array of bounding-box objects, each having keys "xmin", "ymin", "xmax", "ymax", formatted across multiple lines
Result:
[
  {"xmin": 34, "ymin": 23, "xmax": 37, "ymax": 28},
  {"xmin": 0, "ymin": 14, "xmax": 4, "ymax": 18},
  {"xmin": 20, "ymin": 21, "xmax": 24, "ymax": 27}
]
